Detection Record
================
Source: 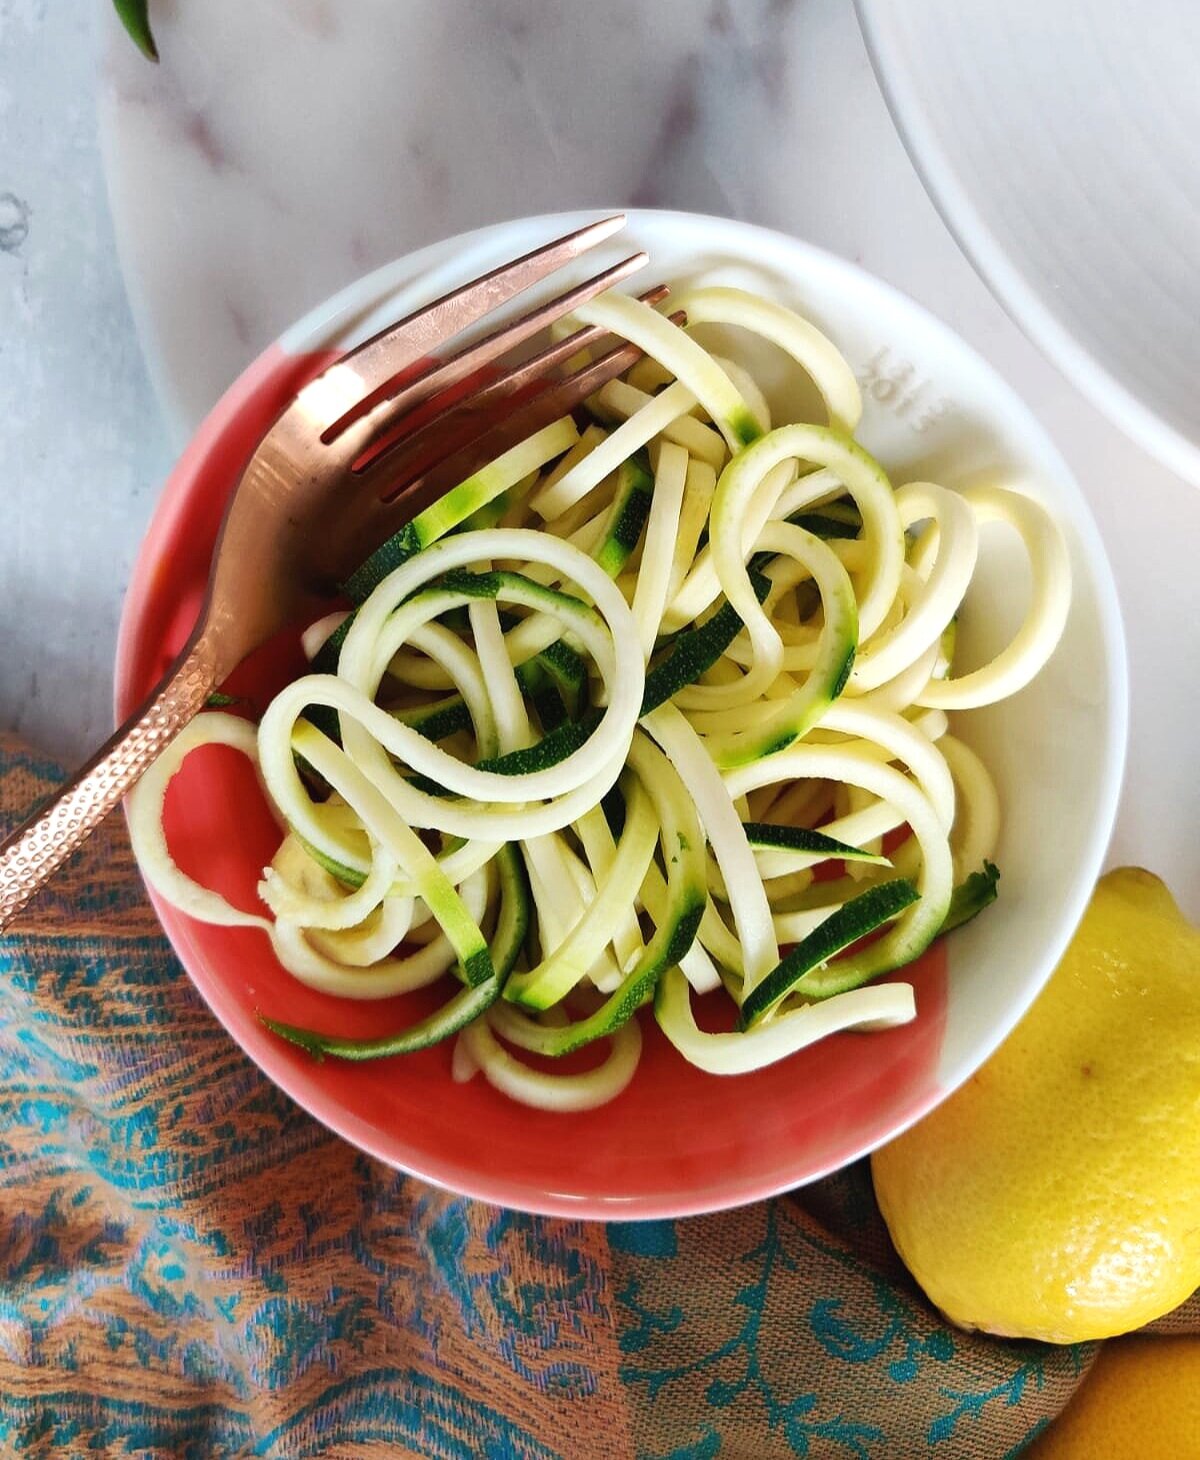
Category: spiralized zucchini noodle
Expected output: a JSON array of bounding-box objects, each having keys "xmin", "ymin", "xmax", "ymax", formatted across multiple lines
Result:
[{"xmin": 129, "ymin": 283, "xmax": 1071, "ymax": 1111}]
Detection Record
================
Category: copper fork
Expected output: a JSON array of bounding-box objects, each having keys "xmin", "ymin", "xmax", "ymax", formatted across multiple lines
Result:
[{"xmin": 0, "ymin": 215, "xmax": 662, "ymax": 930}]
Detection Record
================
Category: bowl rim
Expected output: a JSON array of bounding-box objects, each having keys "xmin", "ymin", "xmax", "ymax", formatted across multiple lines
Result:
[
  {"xmin": 116, "ymin": 206, "xmax": 1128, "ymax": 1216},
  {"xmin": 855, "ymin": 0, "xmax": 1200, "ymax": 491}
]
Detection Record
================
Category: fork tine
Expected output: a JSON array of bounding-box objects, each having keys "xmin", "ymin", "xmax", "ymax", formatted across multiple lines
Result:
[
  {"xmin": 302, "ymin": 214, "xmax": 629, "ymax": 435},
  {"xmin": 330, "ymin": 319, "xmax": 684, "ymax": 571},
  {"xmin": 414, "ymin": 283, "xmax": 672, "ymax": 423},
  {"xmin": 325, "ymin": 250, "xmax": 651, "ymax": 443},
  {"xmin": 348, "ymin": 284, "xmax": 672, "ymax": 476}
]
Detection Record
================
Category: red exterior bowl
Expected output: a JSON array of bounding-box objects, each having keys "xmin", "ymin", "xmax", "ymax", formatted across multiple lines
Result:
[{"xmin": 117, "ymin": 211, "xmax": 1122, "ymax": 1217}]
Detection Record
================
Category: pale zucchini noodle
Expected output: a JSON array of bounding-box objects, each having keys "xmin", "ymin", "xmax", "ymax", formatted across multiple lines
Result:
[{"xmin": 127, "ymin": 275, "xmax": 1071, "ymax": 1110}]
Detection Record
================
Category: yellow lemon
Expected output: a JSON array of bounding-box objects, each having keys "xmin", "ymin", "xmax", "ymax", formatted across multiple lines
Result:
[
  {"xmin": 1025, "ymin": 1336, "xmax": 1200, "ymax": 1459},
  {"xmin": 872, "ymin": 868, "xmax": 1200, "ymax": 1342}
]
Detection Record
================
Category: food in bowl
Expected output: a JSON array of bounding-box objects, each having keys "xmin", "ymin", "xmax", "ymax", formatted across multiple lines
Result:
[{"xmin": 128, "ymin": 281, "xmax": 1070, "ymax": 1113}]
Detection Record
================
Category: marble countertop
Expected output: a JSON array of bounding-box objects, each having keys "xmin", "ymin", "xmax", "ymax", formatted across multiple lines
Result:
[{"xmin": 3, "ymin": 0, "xmax": 1198, "ymax": 911}]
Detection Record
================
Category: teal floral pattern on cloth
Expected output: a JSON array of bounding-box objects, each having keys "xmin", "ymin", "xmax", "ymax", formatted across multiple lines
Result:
[
  {"xmin": 608, "ymin": 1185, "xmax": 1095, "ymax": 1458},
  {"xmin": 2, "ymin": 739, "xmax": 1194, "ymax": 1458}
]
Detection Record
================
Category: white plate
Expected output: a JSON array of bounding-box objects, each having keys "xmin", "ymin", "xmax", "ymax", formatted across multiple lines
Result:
[{"xmin": 858, "ymin": 0, "xmax": 1200, "ymax": 487}]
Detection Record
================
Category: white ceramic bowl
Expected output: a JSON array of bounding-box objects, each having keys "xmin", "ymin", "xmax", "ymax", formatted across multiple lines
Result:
[
  {"xmin": 120, "ymin": 210, "xmax": 1127, "ymax": 1213},
  {"xmin": 857, "ymin": 0, "xmax": 1200, "ymax": 488}
]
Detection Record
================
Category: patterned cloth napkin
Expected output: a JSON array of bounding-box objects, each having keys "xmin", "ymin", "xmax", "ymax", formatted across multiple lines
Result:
[{"xmin": 2, "ymin": 738, "xmax": 1195, "ymax": 1460}]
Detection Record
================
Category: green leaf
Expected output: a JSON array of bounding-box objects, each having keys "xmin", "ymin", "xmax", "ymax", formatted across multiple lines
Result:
[{"xmin": 113, "ymin": 0, "xmax": 158, "ymax": 61}]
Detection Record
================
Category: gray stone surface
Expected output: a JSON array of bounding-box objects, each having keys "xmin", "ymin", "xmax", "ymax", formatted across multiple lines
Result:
[{"xmin": 1, "ymin": 0, "xmax": 170, "ymax": 762}]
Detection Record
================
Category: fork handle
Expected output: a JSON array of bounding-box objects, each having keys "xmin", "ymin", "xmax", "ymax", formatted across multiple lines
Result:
[{"xmin": 0, "ymin": 636, "xmax": 219, "ymax": 932}]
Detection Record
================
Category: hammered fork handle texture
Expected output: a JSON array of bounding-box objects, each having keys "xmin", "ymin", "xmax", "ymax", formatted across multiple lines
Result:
[{"xmin": 0, "ymin": 638, "xmax": 218, "ymax": 931}]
